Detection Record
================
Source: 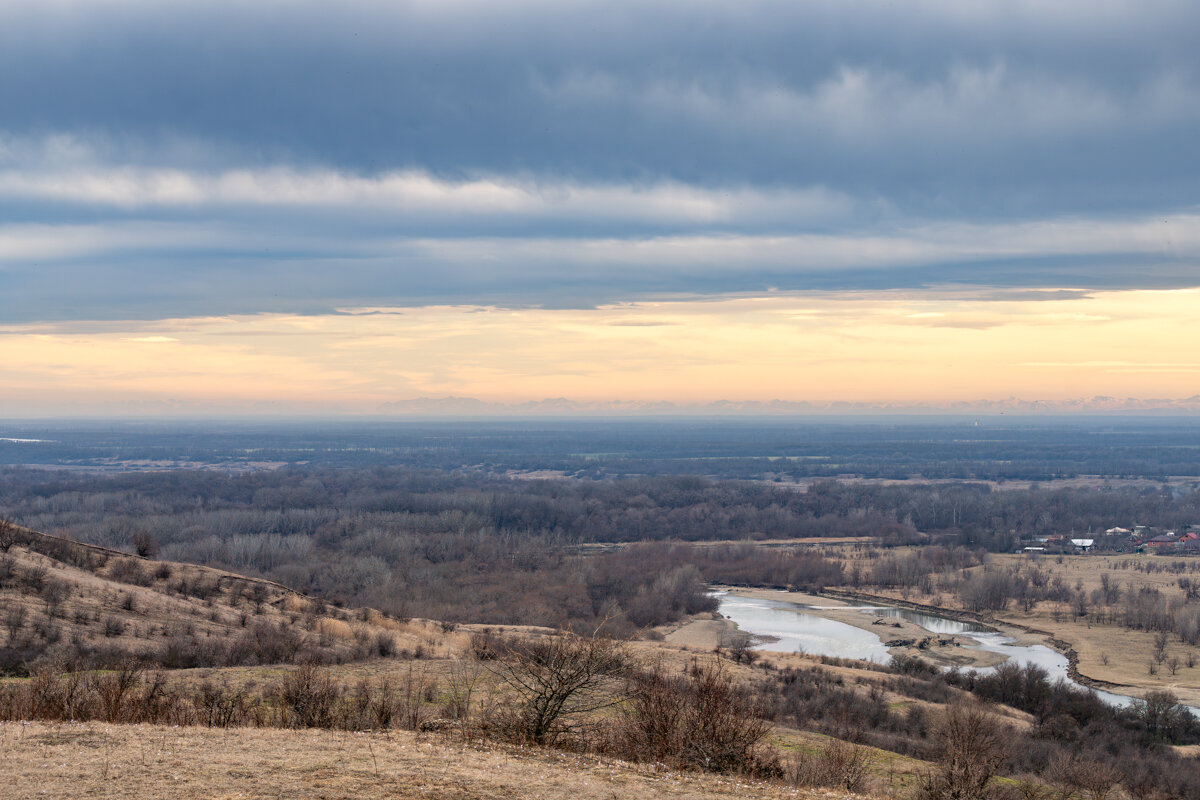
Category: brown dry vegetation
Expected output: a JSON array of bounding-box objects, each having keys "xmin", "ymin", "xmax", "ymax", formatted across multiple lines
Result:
[
  {"xmin": 0, "ymin": 721, "xmax": 861, "ymax": 800},
  {"xmin": 5, "ymin": 523, "xmax": 1200, "ymax": 798},
  {"xmin": 0, "ymin": 524, "xmax": 460, "ymax": 673},
  {"xmin": 835, "ymin": 547, "xmax": 1200, "ymax": 704}
]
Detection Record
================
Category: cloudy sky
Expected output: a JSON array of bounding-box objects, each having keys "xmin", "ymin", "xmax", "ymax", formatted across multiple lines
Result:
[{"xmin": 2, "ymin": 0, "xmax": 1198, "ymax": 414}]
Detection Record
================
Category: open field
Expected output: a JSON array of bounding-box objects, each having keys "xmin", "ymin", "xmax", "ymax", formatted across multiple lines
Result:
[
  {"xmin": 833, "ymin": 549, "xmax": 1200, "ymax": 705},
  {"xmin": 0, "ymin": 721, "xmax": 872, "ymax": 800},
  {"xmin": 992, "ymin": 554, "xmax": 1200, "ymax": 703}
]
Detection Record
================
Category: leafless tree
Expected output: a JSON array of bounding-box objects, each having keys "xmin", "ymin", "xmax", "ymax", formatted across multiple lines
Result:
[
  {"xmin": 443, "ymin": 657, "xmax": 485, "ymax": 738},
  {"xmin": 1153, "ymin": 630, "xmax": 1169, "ymax": 663},
  {"xmin": 918, "ymin": 703, "xmax": 1008, "ymax": 800},
  {"xmin": 482, "ymin": 625, "xmax": 628, "ymax": 745},
  {"xmin": 132, "ymin": 530, "xmax": 159, "ymax": 559},
  {"xmin": 1046, "ymin": 753, "xmax": 1123, "ymax": 800},
  {"xmin": 0, "ymin": 519, "xmax": 17, "ymax": 553},
  {"xmin": 3, "ymin": 604, "xmax": 27, "ymax": 641}
]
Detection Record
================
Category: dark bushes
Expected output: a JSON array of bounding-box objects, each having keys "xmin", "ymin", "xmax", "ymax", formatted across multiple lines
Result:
[
  {"xmin": 614, "ymin": 658, "xmax": 776, "ymax": 775},
  {"xmin": 274, "ymin": 664, "xmax": 338, "ymax": 728},
  {"xmin": 108, "ymin": 558, "xmax": 152, "ymax": 587},
  {"xmin": 0, "ymin": 662, "xmax": 432, "ymax": 731}
]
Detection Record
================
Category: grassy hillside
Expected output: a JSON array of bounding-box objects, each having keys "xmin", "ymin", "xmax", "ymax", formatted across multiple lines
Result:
[
  {"xmin": 4, "ymin": 521, "xmax": 1200, "ymax": 799},
  {"xmin": 2, "ymin": 721, "xmax": 869, "ymax": 800},
  {"xmin": 0, "ymin": 521, "xmax": 459, "ymax": 673}
]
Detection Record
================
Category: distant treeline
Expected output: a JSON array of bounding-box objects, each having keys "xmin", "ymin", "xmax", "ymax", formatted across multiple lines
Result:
[{"xmin": 3, "ymin": 466, "xmax": 1200, "ymax": 629}]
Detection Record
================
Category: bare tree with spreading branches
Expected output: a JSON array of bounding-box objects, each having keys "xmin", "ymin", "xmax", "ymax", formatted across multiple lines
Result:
[
  {"xmin": 918, "ymin": 703, "xmax": 1008, "ymax": 800},
  {"xmin": 481, "ymin": 625, "xmax": 628, "ymax": 745}
]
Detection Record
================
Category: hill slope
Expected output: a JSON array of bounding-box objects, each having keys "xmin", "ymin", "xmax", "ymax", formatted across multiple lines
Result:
[
  {"xmin": 0, "ymin": 521, "xmax": 459, "ymax": 673},
  {"xmin": 4, "ymin": 721, "xmax": 865, "ymax": 800}
]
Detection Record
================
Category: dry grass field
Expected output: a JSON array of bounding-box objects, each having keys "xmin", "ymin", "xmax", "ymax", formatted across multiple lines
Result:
[
  {"xmin": 989, "ymin": 554, "xmax": 1200, "ymax": 701},
  {"xmin": 832, "ymin": 548, "xmax": 1200, "ymax": 704},
  {"xmin": 0, "ymin": 720, "xmax": 876, "ymax": 800}
]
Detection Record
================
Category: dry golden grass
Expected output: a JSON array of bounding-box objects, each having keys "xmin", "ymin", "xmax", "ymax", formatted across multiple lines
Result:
[
  {"xmin": 0, "ymin": 529, "xmax": 470, "ymax": 665},
  {"xmin": 982, "ymin": 555, "xmax": 1200, "ymax": 701},
  {"xmin": 833, "ymin": 549, "xmax": 1200, "ymax": 704},
  {"xmin": 0, "ymin": 721, "xmax": 876, "ymax": 800}
]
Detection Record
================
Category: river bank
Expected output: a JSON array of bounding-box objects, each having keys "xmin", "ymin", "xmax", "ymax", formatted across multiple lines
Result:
[
  {"xmin": 818, "ymin": 587, "xmax": 1192, "ymax": 705},
  {"xmin": 696, "ymin": 585, "xmax": 1200, "ymax": 710},
  {"xmin": 666, "ymin": 586, "xmax": 1009, "ymax": 668}
]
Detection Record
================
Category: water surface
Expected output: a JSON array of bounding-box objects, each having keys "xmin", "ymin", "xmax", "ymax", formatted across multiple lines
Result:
[{"xmin": 717, "ymin": 591, "xmax": 1191, "ymax": 712}]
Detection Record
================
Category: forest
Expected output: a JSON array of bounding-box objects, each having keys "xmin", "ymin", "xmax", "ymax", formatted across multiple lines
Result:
[{"xmin": 3, "ymin": 464, "xmax": 1200, "ymax": 631}]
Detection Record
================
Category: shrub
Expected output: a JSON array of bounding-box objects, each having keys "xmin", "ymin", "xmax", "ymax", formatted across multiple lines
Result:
[
  {"xmin": 615, "ymin": 658, "xmax": 776, "ymax": 775},
  {"xmin": 132, "ymin": 531, "xmax": 159, "ymax": 559},
  {"xmin": 790, "ymin": 738, "xmax": 872, "ymax": 792},
  {"xmin": 0, "ymin": 519, "xmax": 17, "ymax": 553},
  {"xmin": 274, "ymin": 665, "xmax": 339, "ymax": 728},
  {"xmin": 193, "ymin": 681, "xmax": 255, "ymax": 727},
  {"xmin": 91, "ymin": 662, "xmax": 142, "ymax": 723},
  {"xmin": 108, "ymin": 559, "xmax": 152, "ymax": 587}
]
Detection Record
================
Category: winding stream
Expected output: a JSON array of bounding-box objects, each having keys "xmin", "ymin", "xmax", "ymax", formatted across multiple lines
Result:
[{"xmin": 717, "ymin": 592, "xmax": 1154, "ymax": 710}]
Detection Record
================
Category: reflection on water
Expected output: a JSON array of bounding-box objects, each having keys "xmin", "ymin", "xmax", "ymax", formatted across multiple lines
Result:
[
  {"xmin": 959, "ymin": 631, "xmax": 1137, "ymax": 708},
  {"xmin": 831, "ymin": 601, "xmax": 991, "ymax": 635},
  {"xmin": 717, "ymin": 594, "xmax": 892, "ymax": 663},
  {"xmin": 716, "ymin": 591, "xmax": 1183, "ymax": 712}
]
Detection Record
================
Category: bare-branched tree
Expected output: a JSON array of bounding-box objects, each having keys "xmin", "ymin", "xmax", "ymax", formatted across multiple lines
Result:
[
  {"xmin": 0, "ymin": 519, "xmax": 18, "ymax": 553},
  {"xmin": 918, "ymin": 703, "xmax": 1008, "ymax": 800},
  {"xmin": 481, "ymin": 625, "xmax": 627, "ymax": 745}
]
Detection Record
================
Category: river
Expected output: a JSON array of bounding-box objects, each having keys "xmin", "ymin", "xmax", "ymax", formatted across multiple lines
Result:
[{"xmin": 717, "ymin": 591, "xmax": 1158, "ymax": 710}]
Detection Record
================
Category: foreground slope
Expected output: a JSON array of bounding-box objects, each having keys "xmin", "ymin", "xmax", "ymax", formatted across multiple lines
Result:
[{"xmin": 2, "ymin": 721, "xmax": 865, "ymax": 800}]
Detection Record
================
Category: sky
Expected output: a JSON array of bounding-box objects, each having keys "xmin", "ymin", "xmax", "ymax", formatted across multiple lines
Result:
[{"xmin": 1, "ymin": 0, "xmax": 1198, "ymax": 415}]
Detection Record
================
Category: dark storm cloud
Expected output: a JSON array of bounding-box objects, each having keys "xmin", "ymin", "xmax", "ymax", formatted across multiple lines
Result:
[{"xmin": 1, "ymin": 0, "xmax": 1199, "ymax": 320}]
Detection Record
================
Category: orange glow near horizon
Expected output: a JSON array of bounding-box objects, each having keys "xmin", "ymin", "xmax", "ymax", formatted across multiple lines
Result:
[{"xmin": 1, "ymin": 287, "xmax": 1198, "ymax": 414}]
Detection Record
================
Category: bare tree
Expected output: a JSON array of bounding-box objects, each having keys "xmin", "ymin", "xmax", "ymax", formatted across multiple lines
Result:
[
  {"xmin": 918, "ymin": 703, "xmax": 1008, "ymax": 800},
  {"xmin": 1153, "ymin": 630, "xmax": 1169, "ymax": 663},
  {"xmin": 482, "ymin": 626, "xmax": 627, "ymax": 745},
  {"xmin": 1046, "ymin": 753, "xmax": 1123, "ymax": 800},
  {"xmin": 131, "ymin": 530, "xmax": 159, "ymax": 559},
  {"xmin": 443, "ymin": 656, "xmax": 485, "ymax": 739},
  {"xmin": 41, "ymin": 579, "xmax": 70, "ymax": 619},
  {"xmin": 3, "ymin": 604, "xmax": 27, "ymax": 641},
  {"xmin": 0, "ymin": 519, "xmax": 17, "ymax": 553},
  {"xmin": 719, "ymin": 629, "xmax": 757, "ymax": 664}
]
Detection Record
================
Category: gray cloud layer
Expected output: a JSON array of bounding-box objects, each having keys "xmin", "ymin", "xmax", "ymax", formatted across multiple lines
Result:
[{"xmin": 1, "ymin": 1, "xmax": 1198, "ymax": 320}]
